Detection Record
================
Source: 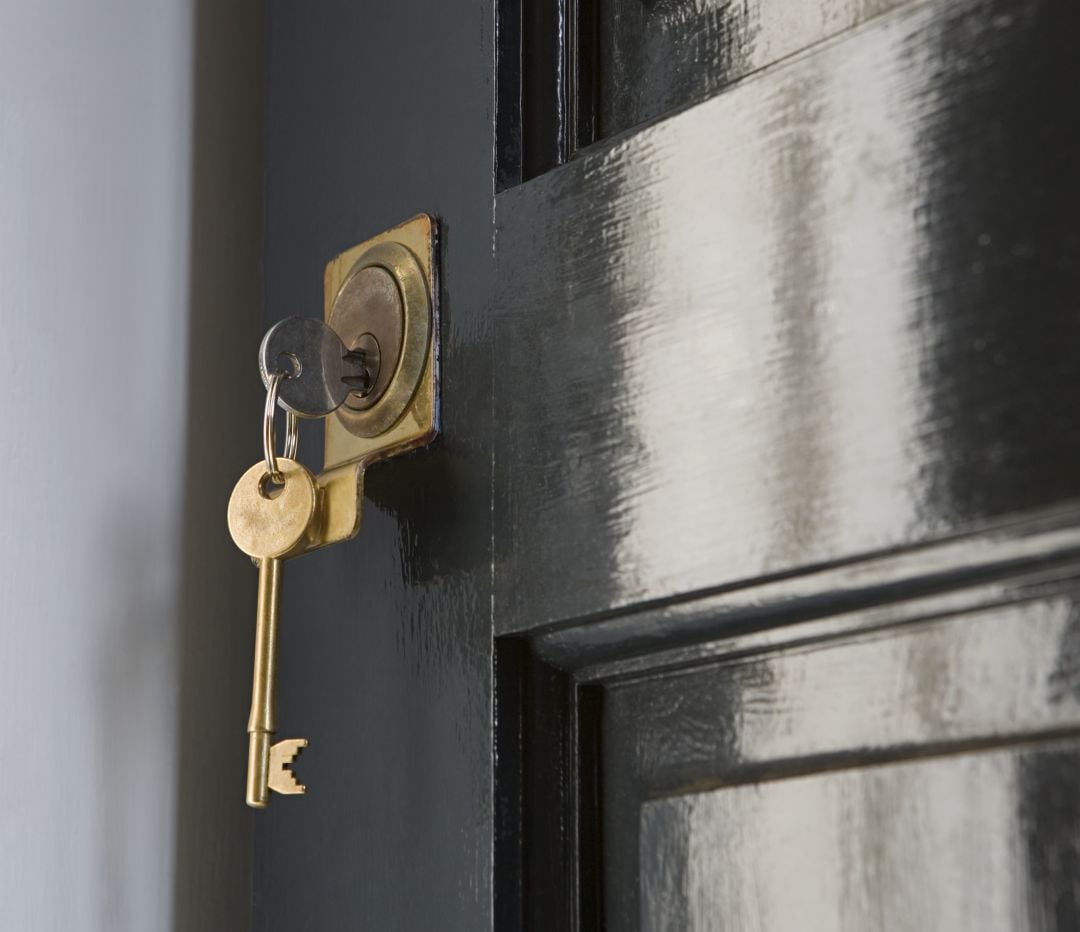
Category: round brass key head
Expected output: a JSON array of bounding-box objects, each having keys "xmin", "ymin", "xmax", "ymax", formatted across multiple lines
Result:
[{"xmin": 227, "ymin": 458, "xmax": 317, "ymax": 558}]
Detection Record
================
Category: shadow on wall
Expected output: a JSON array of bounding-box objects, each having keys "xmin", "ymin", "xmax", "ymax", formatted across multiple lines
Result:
[{"xmin": 172, "ymin": 0, "xmax": 263, "ymax": 927}]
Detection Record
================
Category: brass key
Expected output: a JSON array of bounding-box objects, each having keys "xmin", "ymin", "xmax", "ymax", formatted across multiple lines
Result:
[{"xmin": 227, "ymin": 457, "xmax": 317, "ymax": 808}]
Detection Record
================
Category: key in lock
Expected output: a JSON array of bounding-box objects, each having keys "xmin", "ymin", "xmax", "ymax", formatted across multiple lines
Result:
[
  {"xmin": 225, "ymin": 216, "xmax": 440, "ymax": 808},
  {"xmin": 258, "ymin": 316, "xmax": 384, "ymax": 418}
]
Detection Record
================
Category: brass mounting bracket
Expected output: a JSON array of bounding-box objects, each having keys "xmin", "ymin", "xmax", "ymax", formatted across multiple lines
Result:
[{"xmin": 290, "ymin": 214, "xmax": 439, "ymax": 559}]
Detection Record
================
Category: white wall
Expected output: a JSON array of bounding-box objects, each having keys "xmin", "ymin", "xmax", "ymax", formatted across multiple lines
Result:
[{"xmin": 0, "ymin": 2, "xmax": 262, "ymax": 928}]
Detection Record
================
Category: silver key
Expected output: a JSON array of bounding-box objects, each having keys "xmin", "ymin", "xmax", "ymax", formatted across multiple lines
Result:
[{"xmin": 259, "ymin": 316, "xmax": 377, "ymax": 417}]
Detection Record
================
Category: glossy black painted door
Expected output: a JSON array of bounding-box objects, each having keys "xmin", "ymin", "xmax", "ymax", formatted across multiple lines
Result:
[{"xmin": 260, "ymin": 0, "xmax": 1080, "ymax": 928}]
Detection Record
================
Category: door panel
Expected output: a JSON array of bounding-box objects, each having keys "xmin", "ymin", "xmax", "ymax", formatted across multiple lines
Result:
[
  {"xmin": 640, "ymin": 743, "xmax": 1080, "ymax": 931},
  {"xmin": 498, "ymin": 527, "xmax": 1080, "ymax": 927},
  {"xmin": 600, "ymin": 573, "xmax": 1080, "ymax": 927},
  {"xmin": 593, "ymin": 0, "xmax": 911, "ymax": 139}
]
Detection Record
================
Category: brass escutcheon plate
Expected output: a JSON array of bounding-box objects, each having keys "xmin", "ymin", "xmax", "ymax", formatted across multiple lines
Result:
[{"xmin": 323, "ymin": 214, "xmax": 439, "ymax": 470}]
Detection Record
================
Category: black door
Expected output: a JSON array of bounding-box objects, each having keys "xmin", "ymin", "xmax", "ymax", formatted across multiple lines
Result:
[{"xmin": 258, "ymin": 0, "xmax": 1080, "ymax": 928}]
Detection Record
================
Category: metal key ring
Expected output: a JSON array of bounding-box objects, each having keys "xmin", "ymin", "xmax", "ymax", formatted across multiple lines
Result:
[{"xmin": 263, "ymin": 371, "xmax": 299, "ymax": 482}]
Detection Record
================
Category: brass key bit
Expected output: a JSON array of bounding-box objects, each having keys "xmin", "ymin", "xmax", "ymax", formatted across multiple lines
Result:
[
  {"xmin": 228, "ymin": 458, "xmax": 316, "ymax": 808},
  {"xmin": 268, "ymin": 739, "xmax": 309, "ymax": 794}
]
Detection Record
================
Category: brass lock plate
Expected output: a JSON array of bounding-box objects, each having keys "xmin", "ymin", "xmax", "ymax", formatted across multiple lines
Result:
[{"xmin": 323, "ymin": 213, "xmax": 439, "ymax": 470}]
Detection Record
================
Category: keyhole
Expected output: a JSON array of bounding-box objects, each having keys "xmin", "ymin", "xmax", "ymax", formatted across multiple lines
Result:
[{"xmin": 343, "ymin": 332, "xmax": 382, "ymax": 401}]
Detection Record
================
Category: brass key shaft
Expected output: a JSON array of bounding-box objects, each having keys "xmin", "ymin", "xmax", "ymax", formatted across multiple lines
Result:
[{"xmin": 246, "ymin": 556, "xmax": 281, "ymax": 808}]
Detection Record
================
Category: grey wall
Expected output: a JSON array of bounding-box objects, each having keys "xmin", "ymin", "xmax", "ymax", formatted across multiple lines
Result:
[{"xmin": 0, "ymin": 2, "xmax": 262, "ymax": 928}]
